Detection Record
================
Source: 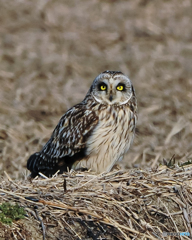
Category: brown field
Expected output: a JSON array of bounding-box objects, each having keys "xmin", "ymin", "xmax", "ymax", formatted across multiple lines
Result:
[
  {"xmin": 0, "ymin": 0, "xmax": 192, "ymax": 239},
  {"xmin": 0, "ymin": 0, "xmax": 192, "ymax": 178}
]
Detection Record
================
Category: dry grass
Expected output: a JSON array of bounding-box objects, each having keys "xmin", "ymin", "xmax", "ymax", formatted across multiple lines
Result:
[
  {"xmin": 0, "ymin": 0, "xmax": 192, "ymax": 178},
  {"xmin": 0, "ymin": 0, "xmax": 192, "ymax": 239},
  {"xmin": 0, "ymin": 164, "xmax": 192, "ymax": 239}
]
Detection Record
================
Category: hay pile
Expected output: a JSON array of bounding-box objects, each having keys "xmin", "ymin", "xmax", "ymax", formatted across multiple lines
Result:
[{"xmin": 0, "ymin": 162, "xmax": 192, "ymax": 239}]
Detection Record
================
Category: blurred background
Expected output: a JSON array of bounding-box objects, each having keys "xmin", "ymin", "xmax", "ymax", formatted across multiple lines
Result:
[{"xmin": 0, "ymin": 0, "xmax": 192, "ymax": 179}]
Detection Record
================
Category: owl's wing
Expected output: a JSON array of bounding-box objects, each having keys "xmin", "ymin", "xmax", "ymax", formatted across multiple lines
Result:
[{"xmin": 27, "ymin": 104, "xmax": 99, "ymax": 177}]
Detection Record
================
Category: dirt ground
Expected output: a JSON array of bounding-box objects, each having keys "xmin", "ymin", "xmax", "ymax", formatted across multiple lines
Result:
[{"xmin": 0, "ymin": 0, "xmax": 192, "ymax": 185}]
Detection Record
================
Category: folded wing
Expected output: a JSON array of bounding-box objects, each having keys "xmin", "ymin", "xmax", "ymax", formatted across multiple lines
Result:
[{"xmin": 27, "ymin": 104, "xmax": 99, "ymax": 177}]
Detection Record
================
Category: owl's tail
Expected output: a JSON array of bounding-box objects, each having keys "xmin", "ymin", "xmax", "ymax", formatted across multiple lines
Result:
[
  {"xmin": 27, "ymin": 152, "xmax": 40, "ymax": 177},
  {"xmin": 27, "ymin": 152, "xmax": 68, "ymax": 178}
]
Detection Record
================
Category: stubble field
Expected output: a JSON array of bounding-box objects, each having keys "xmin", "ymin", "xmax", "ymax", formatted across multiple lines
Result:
[{"xmin": 0, "ymin": 0, "xmax": 192, "ymax": 178}]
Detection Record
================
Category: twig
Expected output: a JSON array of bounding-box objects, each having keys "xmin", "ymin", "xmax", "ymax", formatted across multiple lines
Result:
[{"xmin": 34, "ymin": 208, "xmax": 46, "ymax": 240}]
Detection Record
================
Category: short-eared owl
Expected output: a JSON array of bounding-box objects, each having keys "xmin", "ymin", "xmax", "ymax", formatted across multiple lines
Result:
[{"xmin": 27, "ymin": 71, "xmax": 137, "ymax": 177}]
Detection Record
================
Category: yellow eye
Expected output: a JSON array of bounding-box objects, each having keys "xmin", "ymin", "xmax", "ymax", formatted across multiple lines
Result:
[
  {"xmin": 100, "ymin": 85, "xmax": 107, "ymax": 91},
  {"xmin": 116, "ymin": 85, "xmax": 124, "ymax": 91}
]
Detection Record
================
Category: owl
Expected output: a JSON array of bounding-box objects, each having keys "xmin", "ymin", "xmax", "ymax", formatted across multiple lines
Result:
[{"xmin": 27, "ymin": 71, "xmax": 137, "ymax": 177}]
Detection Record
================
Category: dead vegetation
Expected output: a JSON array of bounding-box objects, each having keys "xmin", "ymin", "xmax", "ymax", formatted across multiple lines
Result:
[
  {"xmin": 0, "ymin": 163, "xmax": 192, "ymax": 239},
  {"xmin": 0, "ymin": 0, "xmax": 192, "ymax": 239}
]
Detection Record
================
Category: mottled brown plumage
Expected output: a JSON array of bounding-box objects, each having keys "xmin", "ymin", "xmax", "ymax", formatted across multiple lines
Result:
[{"xmin": 27, "ymin": 71, "xmax": 137, "ymax": 177}]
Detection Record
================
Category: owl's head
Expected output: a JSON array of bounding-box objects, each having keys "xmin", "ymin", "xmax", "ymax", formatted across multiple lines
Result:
[{"xmin": 89, "ymin": 71, "xmax": 135, "ymax": 105}]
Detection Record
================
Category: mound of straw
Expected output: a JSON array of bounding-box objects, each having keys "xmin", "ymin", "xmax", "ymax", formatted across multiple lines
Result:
[{"xmin": 0, "ymin": 162, "xmax": 191, "ymax": 240}]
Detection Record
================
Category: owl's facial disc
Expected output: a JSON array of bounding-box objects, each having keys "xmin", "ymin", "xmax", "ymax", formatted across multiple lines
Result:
[{"xmin": 91, "ymin": 71, "xmax": 133, "ymax": 105}]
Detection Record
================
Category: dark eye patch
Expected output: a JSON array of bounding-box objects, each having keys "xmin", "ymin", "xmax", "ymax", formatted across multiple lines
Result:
[
  {"xmin": 116, "ymin": 83, "xmax": 126, "ymax": 91},
  {"xmin": 98, "ymin": 82, "xmax": 107, "ymax": 91}
]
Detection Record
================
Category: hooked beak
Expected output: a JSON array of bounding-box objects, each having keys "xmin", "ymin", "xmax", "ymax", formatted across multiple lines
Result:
[{"xmin": 109, "ymin": 95, "xmax": 113, "ymax": 102}]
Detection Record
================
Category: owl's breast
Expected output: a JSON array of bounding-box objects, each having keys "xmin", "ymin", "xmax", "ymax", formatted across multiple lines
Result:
[{"xmin": 84, "ymin": 105, "xmax": 136, "ymax": 172}]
